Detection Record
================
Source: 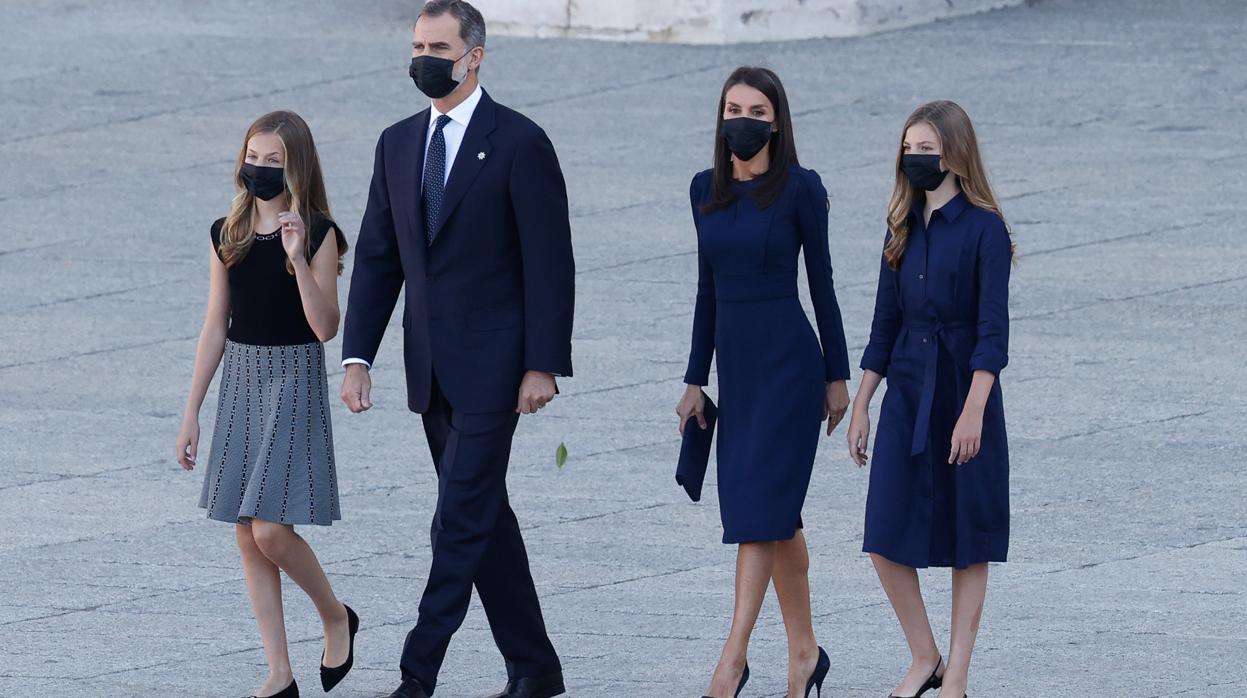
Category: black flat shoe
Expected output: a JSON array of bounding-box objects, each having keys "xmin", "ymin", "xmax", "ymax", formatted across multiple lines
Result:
[
  {"xmin": 486, "ymin": 670, "xmax": 566, "ymax": 698},
  {"xmin": 247, "ymin": 679, "xmax": 298, "ymax": 698},
  {"xmin": 701, "ymin": 663, "xmax": 749, "ymax": 698},
  {"xmin": 804, "ymin": 646, "xmax": 830, "ymax": 698},
  {"xmin": 320, "ymin": 604, "xmax": 359, "ymax": 692},
  {"xmin": 888, "ymin": 656, "xmax": 942, "ymax": 698}
]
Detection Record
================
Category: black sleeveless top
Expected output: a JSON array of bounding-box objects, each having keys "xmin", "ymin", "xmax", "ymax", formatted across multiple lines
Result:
[{"xmin": 210, "ymin": 215, "xmax": 345, "ymax": 346}]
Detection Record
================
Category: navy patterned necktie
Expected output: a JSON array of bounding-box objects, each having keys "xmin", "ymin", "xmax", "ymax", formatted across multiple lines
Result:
[{"xmin": 423, "ymin": 114, "xmax": 452, "ymax": 245}]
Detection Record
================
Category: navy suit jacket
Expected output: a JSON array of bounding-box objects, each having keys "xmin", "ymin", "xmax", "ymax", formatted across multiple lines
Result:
[{"xmin": 342, "ymin": 89, "xmax": 575, "ymax": 414}]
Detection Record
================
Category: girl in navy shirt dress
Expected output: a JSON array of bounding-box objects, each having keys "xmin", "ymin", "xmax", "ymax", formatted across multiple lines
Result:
[{"xmin": 847, "ymin": 100, "xmax": 1012, "ymax": 698}]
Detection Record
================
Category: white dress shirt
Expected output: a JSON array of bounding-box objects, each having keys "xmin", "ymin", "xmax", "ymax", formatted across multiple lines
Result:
[{"xmin": 343, "ymin": 85, "xmax": 484, "ymax": 370}]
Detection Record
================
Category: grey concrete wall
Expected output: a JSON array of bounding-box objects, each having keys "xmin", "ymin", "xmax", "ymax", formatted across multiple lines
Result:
[{"xmin": 486, "ymin": 0, "xmax": 1029, "ymax": 43}]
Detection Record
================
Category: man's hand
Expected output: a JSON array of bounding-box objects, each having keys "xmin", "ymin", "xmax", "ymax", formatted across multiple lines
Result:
[
  {"xmin": 341, "ymin": 363, "xmax": 373, "ymax": 413},
  {"xmin": 516, "ymin": 370, "xmax": 557, "ymax": 415}
]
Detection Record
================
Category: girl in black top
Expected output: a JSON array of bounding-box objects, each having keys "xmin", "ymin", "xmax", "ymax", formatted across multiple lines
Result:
[{"xmin": 176, "ymin": 111, "xmax": 357, "ymax": 698}]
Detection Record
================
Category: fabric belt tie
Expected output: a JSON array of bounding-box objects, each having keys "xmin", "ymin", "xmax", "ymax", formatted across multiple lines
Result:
[{"xmin": 908, "ymin": 319, "xmax": 975, "ymax": 456}]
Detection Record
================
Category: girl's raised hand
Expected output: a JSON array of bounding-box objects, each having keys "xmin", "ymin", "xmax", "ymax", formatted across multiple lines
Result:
[{"xmin": 279, "ymin": 211, "xmax": 306, "ymax": 264}]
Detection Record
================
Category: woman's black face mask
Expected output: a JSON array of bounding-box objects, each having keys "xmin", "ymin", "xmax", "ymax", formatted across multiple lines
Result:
[{"xmin": 721, "ymin": 116, "xmax": 774, "ymax": 162}]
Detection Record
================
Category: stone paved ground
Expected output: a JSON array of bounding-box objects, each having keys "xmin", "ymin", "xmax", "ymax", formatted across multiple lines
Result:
[{"xmin": 1, "ymin": 0, "xmax": 1245, "ymax": 695}]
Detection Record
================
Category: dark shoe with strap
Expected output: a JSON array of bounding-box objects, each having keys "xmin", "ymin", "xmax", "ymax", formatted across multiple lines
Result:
[
  {"xmin": 387, "ymin": 678, "xmax": 431, "ymax": 698},
  {"xmin": 889, "ymin": 656, "xmax": 943, "ymax": 698},
  {"xmin": 485, "ymin": 671, "xmax": 566, "ymax": 698}
]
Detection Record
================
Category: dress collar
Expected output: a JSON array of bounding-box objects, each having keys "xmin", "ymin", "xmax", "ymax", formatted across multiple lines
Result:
[{"xmin": 912, "ymin": 190, "xmax": 969, "ymax": 224}]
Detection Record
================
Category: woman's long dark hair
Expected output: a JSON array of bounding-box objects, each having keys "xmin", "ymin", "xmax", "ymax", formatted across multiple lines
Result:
[{"xmin": 704, "ymin": 66, "xmax": 800, "ymax": 213}]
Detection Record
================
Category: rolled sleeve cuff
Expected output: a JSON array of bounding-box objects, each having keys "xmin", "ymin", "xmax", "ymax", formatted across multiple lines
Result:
[
  {"xmin": 969, "ymin": 352, "xmax": 1008, "ymax": 375},
  {"xmin": 859, "ymin": 348, "xmax": 890, "ymax": 377}
]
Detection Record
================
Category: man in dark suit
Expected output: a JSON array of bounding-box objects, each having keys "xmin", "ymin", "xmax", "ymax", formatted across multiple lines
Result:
[{"xmin": 339, "ymin": 2, "xmax": 574, "ymax": 696}]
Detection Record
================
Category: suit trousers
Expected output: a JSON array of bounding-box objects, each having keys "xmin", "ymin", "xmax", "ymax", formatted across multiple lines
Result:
[{"xmin": 400, "ymin": 373, "xmax": 561, "ymax": 692}]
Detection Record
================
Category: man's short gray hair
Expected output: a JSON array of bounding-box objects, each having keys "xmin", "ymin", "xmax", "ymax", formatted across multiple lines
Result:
[{"xmin": 419, "ymin": 0, "xmax": 487, "ymax": 52}]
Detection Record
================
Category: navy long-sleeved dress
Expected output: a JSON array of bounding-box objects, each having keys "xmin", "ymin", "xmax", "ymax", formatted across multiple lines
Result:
[
  {"xmin": 685, "ymin": 166, "xmax": 851, "ymax": 544},
  {"xmin": 861, "ymin": 192, "xmax": 1011, "ymax": 569}
]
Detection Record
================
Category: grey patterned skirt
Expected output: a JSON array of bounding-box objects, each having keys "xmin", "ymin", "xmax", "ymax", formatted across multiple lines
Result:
[{"xmin": 199, "ymin": 340, "xmax": 341, "ymax": 526}]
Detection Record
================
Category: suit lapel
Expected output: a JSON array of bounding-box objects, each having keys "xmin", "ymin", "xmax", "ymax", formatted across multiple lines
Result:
[{"xmin": 430, "ymin": 90, "xmax": 498, "ymax": 242}]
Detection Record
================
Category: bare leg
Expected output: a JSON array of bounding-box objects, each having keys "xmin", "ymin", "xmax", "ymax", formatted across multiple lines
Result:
[
  {"xmin": 250, "ymin": 519, "xmax": 351, "ymax": 668},
  {"xmin": 937, "ymin": 563, "xmax": 988, "ymax": 698},
  {"xmin": 871, "ymin": 553, "xmax": 944, "ymax": 696},
  {"xmin": 236, "ymin": 523, "xmax": 294, "ymax": 696},
  {"xmin": 771, "ymin": 531, "xmax": 820, "ymax": 697},
  {"xmin": 705, "ymin": 541, "xmax": 776, "ymax": 697}
]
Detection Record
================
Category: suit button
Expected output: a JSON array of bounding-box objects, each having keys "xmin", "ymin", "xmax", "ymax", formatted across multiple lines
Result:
[{"xmin": 426, "ymin": 274, "xmax": 436, "ymax": 282}]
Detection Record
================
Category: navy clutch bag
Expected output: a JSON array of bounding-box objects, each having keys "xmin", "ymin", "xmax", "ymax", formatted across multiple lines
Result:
[{"xmin": 675, "ymin": 392, "xmax": 717, "ymax": 502}]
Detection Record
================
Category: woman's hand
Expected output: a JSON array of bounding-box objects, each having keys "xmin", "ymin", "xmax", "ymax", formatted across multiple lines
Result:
[
  {"xmin": 825, "ymin": 380, "xmax": 849, "ymax": 435},
  {"xmin": 176, "ymin": 419, "xmax": 199, "ymax": 470},
  {"xmin": 279, "ymin": 211, "xmax": 307, "ymax": 265},
  {"xmin": 847, "ymin": 404, "xmax": 870, "ymax": 467},
  {"xmin": 676, "ymin": 384, "xmax": 707, "ymax": 435},
  {"xmin": 949, "ymin": 404, "xmax": 984, "ymax": 465}
]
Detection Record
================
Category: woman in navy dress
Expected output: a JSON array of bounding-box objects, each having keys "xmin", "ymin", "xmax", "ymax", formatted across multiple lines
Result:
[
  {"xmin": 846, "ymin": 100, "xmax": 1012, "ymax": 698},
  {"xmin": 676, "ymin": 67, "xmax": 850, "ymax": 698}
]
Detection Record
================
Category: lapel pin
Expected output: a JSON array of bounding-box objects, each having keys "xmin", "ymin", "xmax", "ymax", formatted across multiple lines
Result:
[{"xmin": 478, "ymin": 151, "xmax": 486, "ymax": 160}]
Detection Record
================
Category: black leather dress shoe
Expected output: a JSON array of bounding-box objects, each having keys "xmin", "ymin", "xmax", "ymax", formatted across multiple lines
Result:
[
  {"xmin": 387, "ymin": 679, "xmax": 431, "ymax": 698},
  {"xmin": 485, "ymin": 671, "xmax": 566, "ymax": 698}
]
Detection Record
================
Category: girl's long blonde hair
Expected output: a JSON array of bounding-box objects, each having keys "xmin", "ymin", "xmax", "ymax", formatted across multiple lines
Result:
[
  {"xmin": 218, "ymin": 111, "xmax": 343, "ymax": 275},
  {"xmin": 885, "ymin": 100, "xmax": 1012, "ymax": 270}
]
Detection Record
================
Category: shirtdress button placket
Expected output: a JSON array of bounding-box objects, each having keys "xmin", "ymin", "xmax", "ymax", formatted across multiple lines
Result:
[
  {"xmin": 914, "ymin": 214, "xmax": 936, "ymax": 543},
  {"xmin": 918, "ymin": 217, "xmax": 930, "ymax": 344}
]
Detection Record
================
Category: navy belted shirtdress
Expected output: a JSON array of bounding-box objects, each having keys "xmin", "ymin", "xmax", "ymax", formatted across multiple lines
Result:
[
  {"xmin": 685, "ymin": 166, "xmax": 851, "ymax": 544},
  {"xmin": 861, "ymin": 192, "xmax": 1011, "ymax": 569}
]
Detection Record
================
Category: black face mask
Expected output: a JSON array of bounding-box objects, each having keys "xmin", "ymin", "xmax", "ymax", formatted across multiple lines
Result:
[
  {"xmin": 409, "ymin": 51, "xmax": 470, "ymax": 99},
  {"xmin": 721, "ymin": 117, "xmax": 774, "ymax": 162},
  {"xmin": 239, "ymin": 163, "xmax": 285, "ymax": 201},
  {"xmin": 900, "ymin": 154, "xmax": 950, "ymax": 191}
]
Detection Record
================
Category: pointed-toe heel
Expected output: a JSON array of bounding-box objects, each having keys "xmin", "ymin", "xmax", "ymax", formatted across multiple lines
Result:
[
  {"xmin": 804, "ymin": 646, "xmax": 830, "ymax": 698},
  {"xmin": 320, "ymin": 604, "xmax": 359, "ymax": 692}
]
